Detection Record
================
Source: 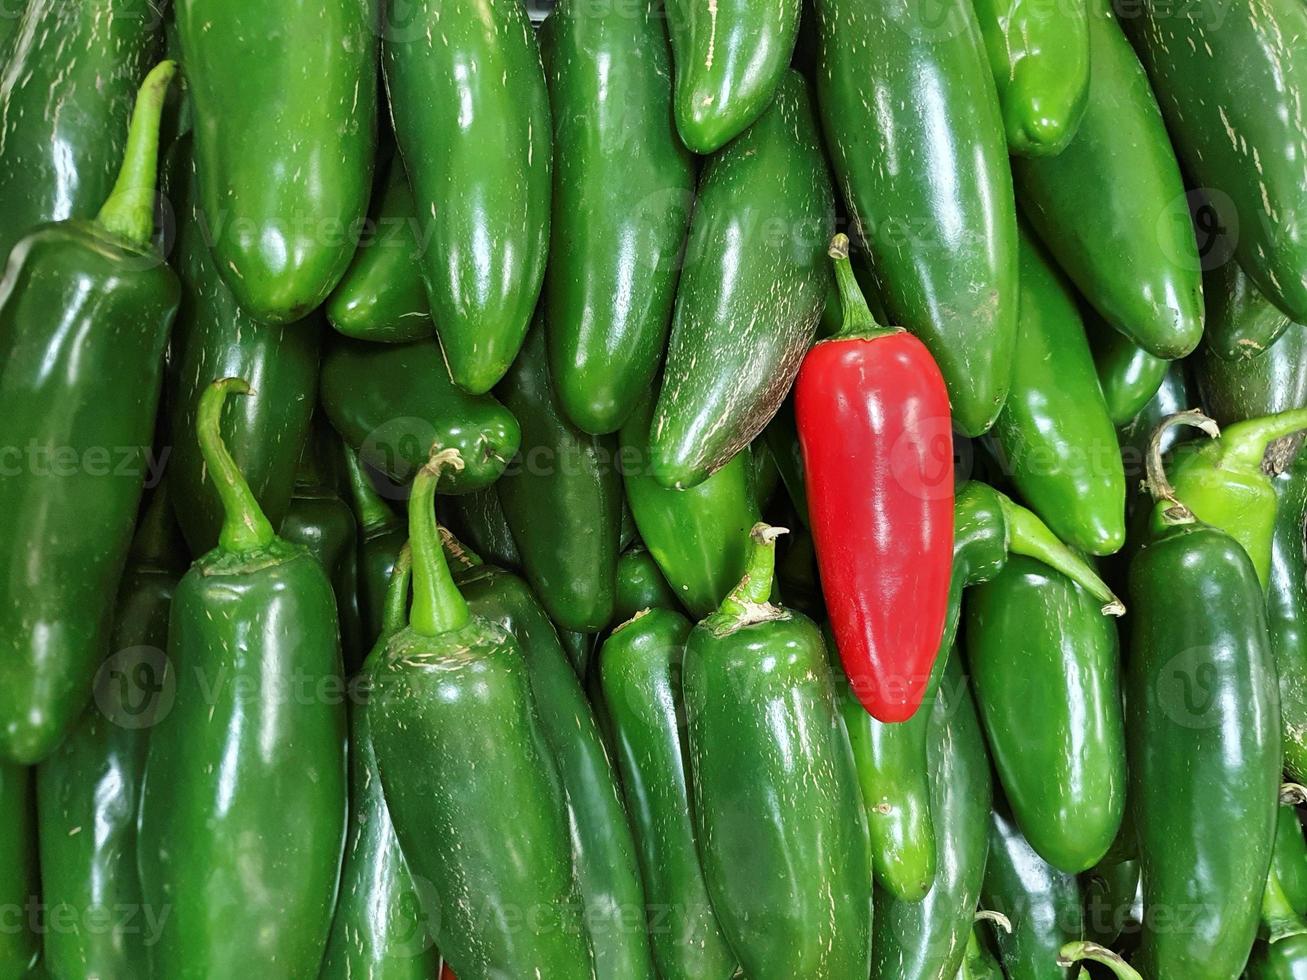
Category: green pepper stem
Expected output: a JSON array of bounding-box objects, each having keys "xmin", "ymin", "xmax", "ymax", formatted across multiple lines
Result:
[
  {"xmin": 827, "ymin": 234, "xmax": 898, "ymax": 342},
  {"xmin": 1144, "ymin": 409, "xmax": 1221, "ymax": 524},
  {"xmin": 1057, "ymin": 942, "xmax": 1142, "ymax": 980},
  {"xmin": 1219, "ymin": 409, "xmax": 1307, "ymax": 471},
  {"xmin": 1262, "ymin": 864, "xmax": 1307, "ymax": 943},
  {"xmin": 721, "ymin": 523, "xmax": 787, "ymax": 612},
  {"xmin": 408, "ymin": 448, "xmax": 470, "ymax": 637},
  {"xmin": 996, "ymin": 491, "xmax": 1125, "ymax": 615},
  {"xmin": 198, "ymin": 378, "xmax": 277, "ymax": 554},
  {"xmin": 438, "ymin": 526, "xmax": 484, "ymax": 572},
  {"xmin": 379, "ymin": 545, "xmax": 413, "ymax": 641},
  {"xmin": 974, "ymin": 909, "xmax": 1012, "ymax": 933},
  {"xmin": 95, "ymin": 60, "xmax": 177, "ymax": 246},
  {"xmin": 343, "ymin": 447, "xmax": 398, "ymax": 534}
]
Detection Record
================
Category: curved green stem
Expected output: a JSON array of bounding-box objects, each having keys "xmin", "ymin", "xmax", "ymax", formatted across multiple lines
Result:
[
  {"xmin": 827, "ymin": 234, "xmax": 897, "ymax": 342},
  {"xmin": 723, "ymin": 523, "xmax": 786, "ymax": 608},
  {"xmin": 1057, "ymin": 941, "xmax": 1142, "ymax": 979},
  {"xmin": 379, "ymin": 545, "xmax": 413, "ymax": 641},
  {"xmin": 343, "ymin": 446, "xmax": 399, "ymax": 534},
  {"xmin": 198, "ymin": 378, "xmax": 276, "ymax": 554},
  {"xmin": 408, "ymin": 448, "xmax": 470, "ymax": 637},
  {"xmin": 96, "ymin": 60, "xmax": 177, "ymax": 246},
  {"xmin": 1219, "ymin": 409, "xmax": 1307, "ymax": 471},
  {"xmin": 1144, "ymin": 409, "xmax": 1221, "ymax": 525}
]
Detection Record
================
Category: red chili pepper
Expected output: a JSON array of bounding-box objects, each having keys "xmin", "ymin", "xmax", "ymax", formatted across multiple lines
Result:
[{"xmin": 794, "ymin": 234, "xmax": 955, "ymax": 722}]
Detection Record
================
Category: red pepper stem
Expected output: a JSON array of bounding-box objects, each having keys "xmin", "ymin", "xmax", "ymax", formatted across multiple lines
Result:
[
  {"xmin": 1143, "ymin": 409, "xmax": 1221, "ymax": 525},
  {"xmin": 342, "ymin": 447, "xmax": 398, "ymax": 534},
  {"xmin": 408, "ymin": 448, "xmax": 470, "ymax": 637},
  {"xmin": 438, "ymin": 525, "xmax": 485, "ymax": 572},
  {"xmin": 996, "ymin": 491, "xmax": 1125, "ymax": 616},
  {"xmin": 379, "ymin": 545, "xmax": 413, "ymax": 641},
  {"xmin": 197, "ymin": 378, "xmax": 277, "ymax": 555},
  {"xmin": 718, "ymin": 523, "xmax": 787, "ymax": 616},
  {"xmin": 96, "ymin": 60, "xmax": 177, "ymax": 246},
  {"xmin": 827, "ymin": 233, "xmax": 897, "ymax": 342},
  {"xmin": 1056, "ymin": 941, "xmax": 1142, "ymax": 980},
  {"xmin": 1217, "ymin": 408, "xmax": 1307, "ymax": 471}
]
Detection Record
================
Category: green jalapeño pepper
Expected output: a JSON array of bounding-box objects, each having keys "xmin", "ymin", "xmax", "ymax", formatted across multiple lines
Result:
[
  {"xmin": 1248, "ymin": 934, "xmax": 1307, "ymax": 980},
  {"xmin": 384, "ymin": 0, "xmax": 551, "ymax": 394},
  {"xmin": 543, "ymin": 0, "xmax": 694, "ymax": 434},
  {"xmin": 0, "ymin": 62, "xmax": 180, "ymax": 765},
  {"xmin": 1084, "ymin": 310, "xmax": 1169, "ymax": 428},
  {"xmin": 176, "ymin": 0, "xmax": 376, "ymax": 322},
  {"xmin": 342, "ymin": 447, "xmax": 407, "ymax": 651},
  {"xmin": 987, "ymin": 229, "xmax": 1126, "ymax": 555},
  {"xmin": 1272, "ymin": 451, "xmax": 1307, "ymax": 782},
  {"xmin": 165, "ymin": 133, "xmax": 322, "ymax": 557},
  {"xmin": 321, "ymin": 546, "xmax": 442, "ymax": 979},
  {"xmin": 1271, "ymin": 788, "xmax": 1307, "ymax": 919},
  {"xmin": 495, "ymin": 323, "xmax": 622, "ymax": 632},
  {"xmin": 325, "ymin": 156, "xmax": 433, "ymax": 345},
  {"xmin": 611, "ymin": 547, "xmax": 679, "ymax": 626},
  {"xmin": 0, "ymin": 762, "xmax": 37, "ymax": 977},
  {"xmin": 319, "ymin": 334, "xmax": 521, "ymax": 491},
  {"xmin": 1205, "ymin": 260, "xmax": 1294, "ymax": 362},
  {"xmin": 1125, "ymin": 413, "xmax": 1283, "ymax": 980},
  {"xmin": 1194, "ymin": 322, "xmax": 1307, "ymax": 428},
  {"xmin": 966, "ymin": 555, "xmax": 1126, "ymax": 874},
  {"xmin": 599, "ymin": 608, "xmax": 739, "ymax": 980},
  {"xmin": 367, "ymin": 449, "xmax": 595, "ymax": 980},
  {"xmin": 36, "ymin": 488, "xmax": 181, "ymax": 979},
  {"xmin": 651, "ymin": 71, "xmax": 832, "ymax": 490},
  {"xmin": 0, "ymin": 0, "xmax": 162, "ymax": 262},
  {"xmin": 138, "ymin": 379, "xmax": 348, "ymax": 978},
  {"xmin": 442, "ymin": 538, "xmax": 657, "ymax": 980},
  {"xmin": 684, "ymin": 523, "xmax": 872, "ymax": 978},
  {"xmin": 440, "ymin": 487, "xmax": 521, "ymax": 573}
]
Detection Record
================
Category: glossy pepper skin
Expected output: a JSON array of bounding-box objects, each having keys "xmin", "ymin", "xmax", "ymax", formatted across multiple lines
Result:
[
  {"xmin": 664, "ymin": 0, "xmax": 800, "ymax": 153},
  {"xmin": 325, "ymin": 156, "xmax": 433, "ymax": 344},
  {"xmin": 1271, "ymin": 797, "xmax": 1307, "ymax": 918},
  {"xmin": 1012, "ymin": 1, "xmax": 1202, "ymax": 360},
  {"xmin": 367, "ymin": 451, "xmax": 595, "ymax": 980},
  {"xmin": 1127, "ymin": 424, "xmax": 1282, "ymax": 980},
  {"xmin": 342, "ymin": 448, "xmax": 407, "ymax": 650},
  {"xmin": 598, "ymin": 608, "xmax": 739, "ymax": 980},
  {"xmin": 988, "ymin": 230, "xmax": 1126, "ymax": 555},
  {"xmin": 0, "ymin": 0, "xmax": 162, "ymax": 262},
  {"xmin": 870, "ymin": 652, "xmax": 994, "ymax": 980},
  {"xmin": 1120, "ymin": 0, "xmax": 1307, "ymax": 321},
  {"xmin": 1082, "ymin": 853, "xmax": 1141, "ymax": 948},
  {"xmin": 384, "ymin": 0, "xmax": 551, "ymax": 394},
  {"xmin": 36, "ymin": 489, "xmax": 180, "ymax": 979},
  {"xmin": 440, "ymin": 487, "xmax": 521, "ymax": 572},
  {"xmin": 966, "ymin": 556, "xmax": 1126, "ymax": 874},
  {"xmin": 796, "ymin": 235, "xmax": 954, "ymax": 722},
  {"xmin": 321, "ymin": 547, "xmax": 441, "ymax": 979},
  {"xmin": 319, "ymin": 335, "xmax": 521, "ymax": 491},
  {"xmin": 1248, "ymin": 934, "xmax": 1307, "ymax": 980},
  {"xmin": 651, "ymin": 71, "xmax": 832, "ymax": 489},
  {"xmin": 972, "ymin": 0, "xmax": 1088, "ymax": 155},
  {"xmin": 980, "ymin": 805, "xmax": 1085, "ymax": 980},
  {"xmin": 620, "ymin": 394, "xmax": 759, "ymax": 618},
  {"xmin": 1270, "ymin": 451, "xmax": 1307, "ymax": 782},
  {"xmin": 138, "ymin": 379, "xmax": 347, "ymax": 978},
  {"xmin": 684, "ymin": 524, "xmax": 873, "ymax": 978},
  {"xmin": 1205, "ymin": 260, "xmax": 1294, "ymax": 362},
  {"xmin": 443, "ymin": 544, "xmax": 657, "ymax": 980},
  {"xmin": 1085, "ymin": 310, "xmax": 1169, "ymax": 427},
  {"xmin": 1194, "ymin": 322, "xmax": 1307, "ymax": 428},
  {"xmin": 814, "ymin": 0, "xmax": 1016, "ymax": 437},
  {"xmin": 0, "ymin": 62, "xmax": 180, "ymax": 765},
  {"xmin": 175, "ymin": 0, "xmax": 375, "ymax": 322},
  {"xmin": 543, "ymin": 0, "xmax": 694, "ymax": 434},
  {"xmin": 496, "ymin": 323, "xmax": 622, "ymax": 632},
  {"xmin": 612, "ymin": 547, "xmax": 679, "ymax": 625},
  {"xmin": 0, "ymin": 762, "xmax": 38, "ymax": 976},
  {"xmin": 165, "ymin": 133, "xmax": 322, "ymax": 557}
]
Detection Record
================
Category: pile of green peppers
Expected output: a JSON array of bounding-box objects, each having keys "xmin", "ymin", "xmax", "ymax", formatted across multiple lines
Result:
[{"xmin": 1, "ymin": 0, "xmax": 1307, "ymax": 976}]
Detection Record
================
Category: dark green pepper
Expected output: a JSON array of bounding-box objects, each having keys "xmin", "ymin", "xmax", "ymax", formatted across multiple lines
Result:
[
  {"xmin": 1082, "ymin": 854, "xmax": 1141, "ymax": 949},
  {"xmin": 957, "ymin": 922, "xmax": 1005, "ymax": 980},
  {"xmin": 966, "ymin": 555, "xmax": 1126, "ymax": 874},
  {"xmin": 0, "ymin": 0, "xmax": 162, "ymax": 262},
  {"xmin": 651, "ymin": 71, "xmax": 832, "ymax": 489},
  {"xmin": 684, "ymin": 524, "xmax": 872, "ymax": 977},
  {"xmin": 1248, "ymin": 934, "xmax": 1307, "ymax": 980},
  {"xmin": 1125, "ymin": 414, "xmax": 1282, "ymax": 979},
  {"xmin": 1117, "ymin": 361, "xmax": 1191, "ymax": 526},
  {"xmin": 367, "ymin": 450, "xmax": 595, "ymax": 979},
  {"xmin": 440, "ymin": 487, "xmax": 521, "ymax": 572},
  {"xmin": 342, "ymin": 447, "xmax": 407, "ymax": 651},
  {"xmin": 319, "ymin": 334, "xmax": 521, "ymax": 491},
  {"xmin": 763, "ymin": 398, "xmax": 809, "ymax": 526},
  {"xmin": 543, "ymin": 0, "xmax": 694, "ymax": 434},
  {"xmin": 1272, "ymin": 792, "xmax": 1307, "ymax": 919},
  {"xmin": 0, "ymin": 62, "xmax": 180, "ymax": 764},
  {"xmin": 598, "ymin": 608, "xmax": 739, "ymax": 980},
  {"xmin": 0, "ymin": 762, "xmax": 37, "ymax": 977},
  {"xmin": 620, "ymin": 395, "xmax": 759, "ymax": 617},
  {"xmin": 175, "ymin": 0, "xmax": 376, "ymax": 321},
  {"xmin": 612, "ymin": 547, "xmax": 680, "ymax": 626},
  {"xmin": 987, "ymin": 229, "xmax": 1126, "ymax": 555},
  {"xmin": 1085, "ymin": 310, "xmax": 1169, "ymax": 428},
  {"xmin": 384, "ymin": 0, "xmax": 551, "ymax": 393},
  {"xmin": 1205, "ymin": 260, "xmax": 1294, "ymax": 362},
  {"xmin": 495, "ymin": 323, "xmax": 622, "ymax": 632},
  {"xmin": 138, "ymin": 378, "xmax": 347, "ymax": 977},
  {"xmin": 36, "ymin": 489, "xmax": 180, "ymax": 979},
  {"xmin": 1271, "ymin": 451, "xmax": 1307, "ymax": 783},
  {"xmin": 324, "ymin": 156, "xmax": 433, "ymax": 344},
  {"xmin": 1194, "ymin": 322, "xmax": 1307, "ymax": 428}
]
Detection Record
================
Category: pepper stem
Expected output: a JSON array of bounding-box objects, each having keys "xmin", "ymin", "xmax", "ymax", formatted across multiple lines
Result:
[
  {"xmin": 996, "ymin": 490, "xmax": 1125, "ymax": 615},
  {"xmin": 408, "ymin": 447, "xmax": 470, "ymax": 637},
  {"xmin": 342, "ymin": 447, "xmax": 398, "ymax": 534},
  {"xmin": 198, "ymin": 378, "xmax": 277, "ymax": 554},
  {"xmin": 1282, "ymin": 783, "xmax": 1307, "ymax": 806},
  {"xmin": 1218, "ymin": 409, "xmax": 1307, "ymax": 471},
  {"xmin": 1144, "ymin": 409, "xmax": 1221, "ymax": 524},
  {"xmin": 379, "ymin": 545, "xmax": 413, "ymax": 641},
  {"xmin": 721, "ymin": 523, "xmax": 787, "ymax": 611},
  {"xmin": 828, "ymin": 234, "xmax": 896, "ymax": 341},
  {"xmin": 1057, "ymin": 941, "xmax": 1142, "ymax": 979},
  {"xmin": 974, "ymin": 909, "xmax": 1013, "ymax": 933},
  {"xmin": 95, "ymin": 60, "xmax": 177, "ymax": 246}
]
